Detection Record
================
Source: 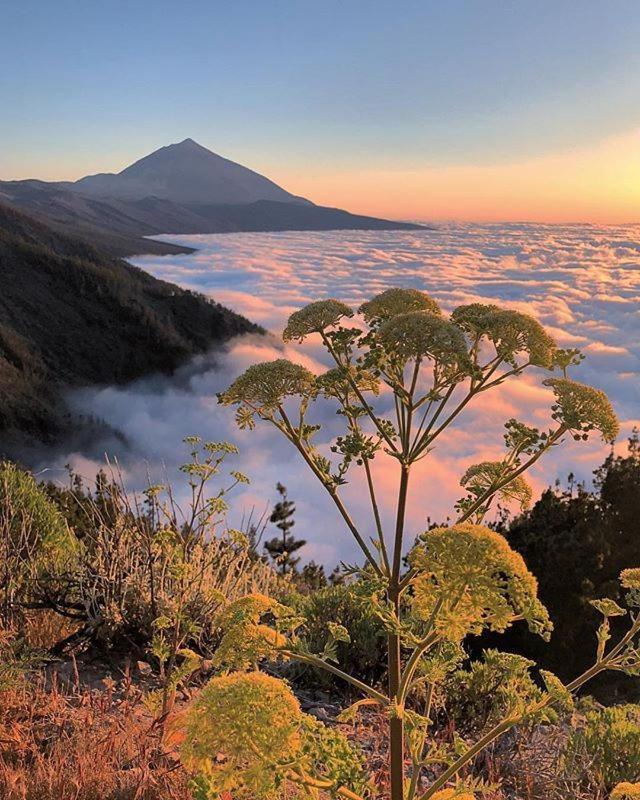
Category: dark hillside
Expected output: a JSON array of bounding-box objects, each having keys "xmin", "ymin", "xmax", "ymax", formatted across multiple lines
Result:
[
  {"xmin": 0, "ymin": 203, "xmax": 261, "ymax": 439},
  {"xmin": 0, "ymin": 180, "xmax": 195, "ymax": 257},
  {"xmin": 188, "ymin": 199, "xmax": 426, "ymax": 232}
]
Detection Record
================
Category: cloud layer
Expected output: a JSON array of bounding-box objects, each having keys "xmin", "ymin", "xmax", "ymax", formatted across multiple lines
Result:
[{"xmin": 36, "ymin": 225, "xmax": 640, "ymax": 566}]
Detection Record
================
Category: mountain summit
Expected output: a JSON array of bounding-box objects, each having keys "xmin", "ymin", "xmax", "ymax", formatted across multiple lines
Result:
[
  {"xmin": 0, "ymin": 140, "xmax": 426, "ymax": 255},
  {"xmin": 73, "ymin": 138, "xmax": 308, "ymax": 205}
]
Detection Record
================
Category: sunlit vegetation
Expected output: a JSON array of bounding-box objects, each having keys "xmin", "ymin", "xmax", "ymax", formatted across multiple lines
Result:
[
  {"xmin": 215, "ymin": 288, "xmax": 636, "ymax": 799},
  {"xmin": 0, "ymin": 288, "xmax": 639, "ymax": 799}
]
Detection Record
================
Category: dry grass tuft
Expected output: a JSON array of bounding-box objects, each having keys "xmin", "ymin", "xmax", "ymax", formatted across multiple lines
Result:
[{"xmin": 0, "ymin": 676, "xmax": 192, "ymax": 800}]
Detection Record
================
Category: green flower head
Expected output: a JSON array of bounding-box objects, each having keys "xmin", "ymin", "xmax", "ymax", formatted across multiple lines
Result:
[
  {"xmin": 180, "ymin": 669, "xmax": 366, "ymax": 800},
  {"xmin": 590, "ymin": 598, "xmax": 626, "ymax": 618},
  {"xmin": 316, "ymin": 365, "xmax": 380, "ymax": 399},
  {"xmin": 452, "ymin": 304, "xmax": 556, "ymax": 368},
  {"xmin": 378, "ymin": 310, "xmax": 472, "ymax": 373},
  {"xmin": 543, "ymin": 377, "xmax": 619, "ymax": 442},
  {"xmin": 408, "ymin": 523, "xmax": 552, "ymax": 641},
  {"xmin": 181, "ymin": 671, "xmax": 302, "ymax": 799},
  {"xmin": 460, "ymin": 461, "xmax": 533, "ymax": 511},
  {"xmin": 283, "ymin": 299, "xmax": 353, "ymax": 342},
  {"xmin": 451, "ymin": 302, "xmax": 501, "ymax": 334},
  {"xmin": 213, "ymin": 594, "xmax": 296, "ymax": 671},
  {"xmin": 359, "ymin": 287, "xmax": 441, "ymax": 323},
  {"xmin": 218, "ymin": 359, "xmax": 316, "ymax": 411},
  {"xmin": 612, "ymin": 783, "xmax": 640, "ymax": 799},
  {"xmin": 620, "ymin": 568, "xmax": 640, "ymax": 590}
]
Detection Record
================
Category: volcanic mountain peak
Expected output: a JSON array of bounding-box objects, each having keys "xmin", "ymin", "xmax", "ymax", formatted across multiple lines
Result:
[
  {"xmin": 0, "ymin": 140, "xmax": 427, "ymax": 253},
  {"xmin": 73, "ymin": 138, "xmax": 308, "ymax": 206}
]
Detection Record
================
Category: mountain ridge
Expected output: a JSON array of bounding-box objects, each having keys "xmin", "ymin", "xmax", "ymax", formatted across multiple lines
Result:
[
  {"xmin": 0, "ymin": 139, "xmax": 427, "ymax": 256},
  {"xmin": 0, "ymin": 201, "xmax": 261, "ymax": 443}
]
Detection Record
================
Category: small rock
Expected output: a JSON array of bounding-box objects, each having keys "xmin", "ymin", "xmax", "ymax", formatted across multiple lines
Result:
[{"xmin": 307, "ymin": 706, "xmax": 332, "ymax": 722}]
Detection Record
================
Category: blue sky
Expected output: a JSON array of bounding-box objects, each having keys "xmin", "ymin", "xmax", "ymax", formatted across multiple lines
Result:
[{"xmin": 2, "ymin": 0, "xmax": 640, "ymax": 219}]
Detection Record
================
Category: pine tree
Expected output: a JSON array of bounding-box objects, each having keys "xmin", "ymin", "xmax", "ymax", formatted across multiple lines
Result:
[
  {"xmin": 296, "ymin": 560, "xmax": 327, "ymax": 592},
  {"xmin": 264, "ymin": 483, "xmax": 306, "ymax": 575}
]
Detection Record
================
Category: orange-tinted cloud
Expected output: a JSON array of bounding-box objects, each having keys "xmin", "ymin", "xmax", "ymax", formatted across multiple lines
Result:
[{"xmin": 34, "ymin": 223, "xmax": 639, "ymax": 565}]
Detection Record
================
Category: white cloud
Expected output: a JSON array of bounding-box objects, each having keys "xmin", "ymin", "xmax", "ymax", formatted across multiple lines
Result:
[{"xmin": 33, "ymin": 224, "xmax": 640, "ymax": 566}]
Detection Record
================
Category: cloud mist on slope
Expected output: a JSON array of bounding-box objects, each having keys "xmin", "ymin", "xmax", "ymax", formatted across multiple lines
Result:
[{"xmin": 33, "ymin": 224, "xmax": 640, "ymax": 567}]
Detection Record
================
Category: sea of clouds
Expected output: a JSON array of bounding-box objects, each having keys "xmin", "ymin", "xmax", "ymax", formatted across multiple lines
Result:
[{"xmin": 39, "ymin": 224, "xmax": 640, "ymax": 566}]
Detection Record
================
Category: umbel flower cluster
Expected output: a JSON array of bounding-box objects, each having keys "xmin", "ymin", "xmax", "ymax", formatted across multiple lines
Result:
[
  {"xmin": 181, "ymin": 670, "xmax": 368, "ymax": 800},
  {"xmin": 173, "ymin": 288, "xmax": 636, "ymax": 800},
  {"xmin": 409, "ymin": 523, "xmax": 552, "ymax": 641}
]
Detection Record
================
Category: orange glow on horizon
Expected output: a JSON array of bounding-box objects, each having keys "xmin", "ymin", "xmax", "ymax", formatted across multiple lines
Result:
[
  {"xmin": 278, "ymin": 128, "xmax": 640, "ymax": 224},
  {"xmin": 6, "ymin": 129, "xmax": 640, "ymax": 225}
]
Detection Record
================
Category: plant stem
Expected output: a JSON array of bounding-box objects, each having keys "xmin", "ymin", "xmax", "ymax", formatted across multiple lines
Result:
[
  {"xmin": 398, "ymin": 629, "xmax": 440, "ymax": 703},
  {"xmin": 280, "ymin": 650, "xmax": 388, "ymax": 703},
  {"xmin": 276, "ymin": 407, "xmax": 382, "ymax": 575},
  {"xmin": 389, "ymin": 460, "xmax": 411, "ymax": 800},
  {"xmin": 363, "ymin": 456, "xmax": 391, "ymax": 576},
  {"xmin": 392, "ymin": 465, "xmax": 410, "ymax": 584},
  {"xmin": 388, "ymin": 602, "xmax": 405, "ymax": 800},
  {"xmin": 320, "ymin": 332, "xmax": 399, "ymax": 453}
]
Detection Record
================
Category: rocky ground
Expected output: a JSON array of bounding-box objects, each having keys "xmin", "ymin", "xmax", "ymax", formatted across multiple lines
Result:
[{"xmin": 0, "ymin": 651, "xmax": 604, "ymax": 800}]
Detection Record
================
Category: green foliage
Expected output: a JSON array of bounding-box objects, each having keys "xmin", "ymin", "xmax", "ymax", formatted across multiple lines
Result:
[
  {"xmin": 215, "ymin": 287, "xmax": 631, "ymax": 800},
  {"xmin": 566, "ymin": 704, "xmax": 640, "ymax": 790},
  {"xmin": 0, "ymin": 461, "xmax": 77, "ymax": 623},
  {"xmin": 298, "ymin": 715, "xmax": 370, "ymax": 797},
  {"xmin": 296, "ymin": 561, "xmax": 329, "ymax": 593},
  {"xmin": 181, "ymin": 671, "xmax": 367, "ymax": 799},
  {"xmin": 291, "ymin": 584, "xmax": 386, "ymax": 688},
  {"xmin": 0, "ymin": 441, "xmax": 284, "ymax": 673},
  {"xmin": 0, "ymin": 626, "xmax": 39, "ymax": 690},
  {"xmin": 264, "ymin": 482, "xmax": 306, "ymax": 575},
  {"xmin": 497, "ymin": 432, "xmax": 640, "ymax": 694},
  {"xmin": 446, "ymin": 650, "xmax": 569, "ymax": 732}
]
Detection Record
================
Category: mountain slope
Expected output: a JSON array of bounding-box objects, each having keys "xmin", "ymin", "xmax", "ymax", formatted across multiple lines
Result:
[
  {"xmin": 74, "ymin": 138, "xmax": 308, "ymax": 205},
  {"xmin": 0, "ymin": 180, "xmax": 197, "ymax": 257},
  {"xmin": 0, "ymin": 202, "xmax": 262, "ymax": 439},
  {"xmin": 0, "ymin": 139, "xmax": 426, "ymax": 255},
  {"xmin": 186, "ymin": 199, "xmax": 426, "ymax": 233}
]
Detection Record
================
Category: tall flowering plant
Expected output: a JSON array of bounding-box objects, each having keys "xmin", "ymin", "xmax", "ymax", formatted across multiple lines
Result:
[{"xmin": 180, "ymin": 288, "xmax": 639, "ymax": 800}]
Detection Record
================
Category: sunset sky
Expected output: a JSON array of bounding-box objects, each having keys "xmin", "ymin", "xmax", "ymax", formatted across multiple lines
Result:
[{"xmin": 2, "ymin": 0, "xmax": 640, "ymax": 222}]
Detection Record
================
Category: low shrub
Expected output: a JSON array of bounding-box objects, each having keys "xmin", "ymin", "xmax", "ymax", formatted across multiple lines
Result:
[
  {"xmin": 288, "ymin": 584, "xmax": 386, "ymax": 690},
  {"xmin": 1, "ymin": 443, "xmax": 285, "ymax": 659},
  {"xmin": 0, "ymin": 460, "xmax": 78, "ymax": 627},
  {"xmin": 0, "ymin": 626, "xmax": 38, "ymax": 691},
  {"xmin": 445, "ymin": 649, "xmax": 565, "ymax": 733},
  {"xmin": 566, "ymin": 704, "xmax": 640, "ymax": 790}
]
